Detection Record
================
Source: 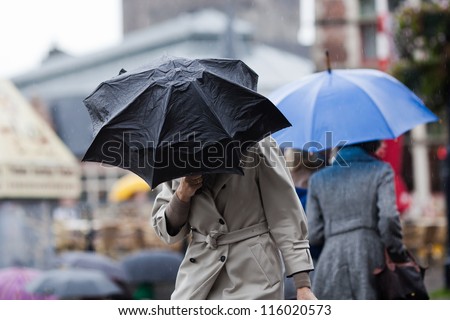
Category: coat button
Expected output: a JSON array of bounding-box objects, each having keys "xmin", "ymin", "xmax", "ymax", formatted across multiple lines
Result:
[
  {"xmin": 219, "ymin": 218, "xmax": 225, "ymax": 225},
  {"xmin": 222, "ymin": 184, "xmax": 226, "ymax": 189},
  {"xmin": 189, "ymin": 258, "xmax": 196, "ymax": 263},
  {"xmin": 220, "ymin": 256, "xmax": 226, "ymax": 262}
]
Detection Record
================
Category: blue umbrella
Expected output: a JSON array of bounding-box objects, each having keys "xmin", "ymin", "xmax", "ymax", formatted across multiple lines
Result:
[{"xmin": 269, "ymin": 68, "xmax": 438, "ymax": 150}]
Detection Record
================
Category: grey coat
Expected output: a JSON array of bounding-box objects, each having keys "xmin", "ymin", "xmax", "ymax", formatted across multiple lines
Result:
[
  {"xmin": 306, "ymin": 146, "xmax": 405, "ymax": 300},
  {"xmin": 152, "ymin": 137, "xmax": 314, "ymax": 299}
]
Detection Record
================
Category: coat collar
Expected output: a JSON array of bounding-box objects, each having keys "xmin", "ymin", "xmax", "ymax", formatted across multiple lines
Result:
[
  {"xmin": 332, "ymin": 146, "xmax": 377, "ymax": 166},
  {"xmin": 209, "ymin": 173, "xmax": 233, "ymax": 199}
]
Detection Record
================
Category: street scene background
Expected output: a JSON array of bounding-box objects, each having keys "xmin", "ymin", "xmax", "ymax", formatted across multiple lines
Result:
[{"xmin": 0, "ymin": 0, "xmax": 449, "ymax": 300}]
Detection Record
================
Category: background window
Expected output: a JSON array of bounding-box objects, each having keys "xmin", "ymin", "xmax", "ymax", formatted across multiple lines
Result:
[
  {"xmin": 361, "ymin": 24, "xmax": 377, "ymax": 60},
  {"xmin": 359, "ymin": 0, "xmax": 376, "ymax": 18}
]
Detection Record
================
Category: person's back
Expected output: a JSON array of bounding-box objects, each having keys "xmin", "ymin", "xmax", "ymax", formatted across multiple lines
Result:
[
  {"xmin": 309, "ymin": 160, "xmax": 390, "ymax": 242},
  {"xmin": 306, "ymin": 144, "xmax": 407, "ymax": 299}
]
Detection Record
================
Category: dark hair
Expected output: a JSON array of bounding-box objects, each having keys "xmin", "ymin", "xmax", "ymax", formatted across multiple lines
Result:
[
  {"xmin": 353, "ymin": 140, "xmax": 381, "ymax": 154},
  {"xmin": 287, "ymin": 148, "xmax": 326, "ymax": 171}
]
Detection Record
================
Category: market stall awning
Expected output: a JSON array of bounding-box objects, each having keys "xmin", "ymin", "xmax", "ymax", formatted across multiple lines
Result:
[{"xmin": 0, "ymin": 80, "xmax": 81, "ymax": 199}]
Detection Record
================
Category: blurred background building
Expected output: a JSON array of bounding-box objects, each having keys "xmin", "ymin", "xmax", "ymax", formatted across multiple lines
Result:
[
  {"xmin": 0, "ymin": 79, "xmax": 81, "ymax": 268},
  {"xmin": 122, "ymin": 0, "xmax": 310, "ymax": 57}
]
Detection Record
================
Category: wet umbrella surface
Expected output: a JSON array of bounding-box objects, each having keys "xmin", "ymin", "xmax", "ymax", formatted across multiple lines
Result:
[{"xmin": 83, "ymin": 57, "xmax": 290, "ymax": 188}]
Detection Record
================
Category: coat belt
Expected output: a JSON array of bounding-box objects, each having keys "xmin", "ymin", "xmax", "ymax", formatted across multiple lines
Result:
[{"xmin": 192, "ymin": 221, "xmax": 269, "ymax": 250}]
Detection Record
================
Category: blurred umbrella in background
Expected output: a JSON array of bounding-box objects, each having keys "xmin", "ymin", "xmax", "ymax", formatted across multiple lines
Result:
[
  {"xmin": 0, "ymin": 267, "xmax": 55, "ymax": 300},
  {"xmin": 120, "ymin": 250, "xmax": 183, "ymax": 284},
  {"xmin": 108, "ymin": 173, "xmax": 151, "ymax": 203},
  {"xmin": 26, "ymin": 269, "xmax": 123, "ymax": 299},
  {"xmin": 53, "ymin": 251, "xmax": 129, "ymax": 283}
]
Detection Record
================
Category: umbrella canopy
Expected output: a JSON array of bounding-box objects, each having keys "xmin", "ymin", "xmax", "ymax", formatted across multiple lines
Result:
[
  {"xmin": 269, "ymin": 68, "xmax": 438, "ymax": 150},
  {"xmin": 0, "ymin": 267, "xmax": 55, "ymax": 300},
  {"xmin": 108, "ymin": 173, "xmax": 151, "ymax": 203},
  {"xmin": 82, "ymin": 57, "xmax": 290, "ymax": 188},
  {"xmin": 26, "ymin": 269, "xmax": 123, "ymax": 299},
  {"xmin": 120, "ymin": 250, "xmax": 183, "ymax": 284},
  {"xmin": 53, "ymin": 251, "xmax": 129, "ymax": 283}
]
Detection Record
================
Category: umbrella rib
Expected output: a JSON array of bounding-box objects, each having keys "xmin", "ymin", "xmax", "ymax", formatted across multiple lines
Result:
[
  {"xmin": 88, "ymin": 82, "xmax": 153, "ymax": 136},
  {"xmin": 192, "ymin": 81, "xmax": 232, "ymax": 137},
  {"xmin": 334, "ymin": 72, "xmax": 396, "ymax": 138},
  {"xmin": 308, "ymin": 74, "xmax": 330, "ymax": 145},
  {"xmin": 153, "ymin": 85, "xmax": 175, "ymax": 148}
]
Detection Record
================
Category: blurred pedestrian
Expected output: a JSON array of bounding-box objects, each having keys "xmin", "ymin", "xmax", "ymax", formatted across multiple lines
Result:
[
  {"xmin": 283, "ymin": 148, "xmax": 326, "ymax": 299},
  {"xmin": 53, "ymin": 199, "xmax": 80, "ymax": 221},
  {"xmin": 285, "ymin": 148, "xmax": 326, "ymax": 210},
  {"xmin": 152, "ymin": 137, "xmax": 316, "ymax": 300},
  {"xmin": 306, "ymin": 140, "xmax": 409, "ymax": 299}
]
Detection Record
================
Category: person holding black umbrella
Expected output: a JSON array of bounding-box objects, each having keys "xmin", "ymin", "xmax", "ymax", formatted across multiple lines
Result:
[
  {"xmin": 81, "ymin": 56, "xmax": 316, "ymax": 300},
  {"xmin": 151, "ymin": 136, "xmax": 316, "ymax": 300}
]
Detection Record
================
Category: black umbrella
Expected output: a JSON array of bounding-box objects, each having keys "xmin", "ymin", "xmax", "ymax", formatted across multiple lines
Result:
[{"xmin": 82, "ymin": 57, "xmax": 290, "ymax": 188}]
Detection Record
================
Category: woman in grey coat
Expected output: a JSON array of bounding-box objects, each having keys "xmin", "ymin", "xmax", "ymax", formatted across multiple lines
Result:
[{"xmin": 306, "ymin": 140, "xmax": 408, "ymax": 299}]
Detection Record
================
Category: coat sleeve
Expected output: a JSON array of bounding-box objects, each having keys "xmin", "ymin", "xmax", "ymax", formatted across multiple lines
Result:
[
  {"xmin": 151, "ymin": 180, "xmax": 190, "ymax": 244},
  {"xmin": 256, "ymin": 137, "xmax": 314, "ymax": 276},
  {"xmin": 376, "ymin": 164, "xmax": 407, "ymax": 258},
  {"xmin": 305, "ymin": 174, "xmax": 325, "ymax": 246}
]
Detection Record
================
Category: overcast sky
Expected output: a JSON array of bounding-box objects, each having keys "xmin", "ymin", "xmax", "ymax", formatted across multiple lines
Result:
[{"xmin": 0, "ymin": 0, "xmax": 122, "ymax": 78}]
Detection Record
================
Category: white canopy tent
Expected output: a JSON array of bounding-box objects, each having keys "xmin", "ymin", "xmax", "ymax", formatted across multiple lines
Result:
[{"xmin": 0, "ymin": 80, "xmax": 81, "ymax": 199}]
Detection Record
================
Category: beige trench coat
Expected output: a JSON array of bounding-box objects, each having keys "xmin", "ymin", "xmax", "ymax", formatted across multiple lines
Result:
[{"xmin": 151, "ymin": 137, "xmax": 314, "ymax": 299}]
